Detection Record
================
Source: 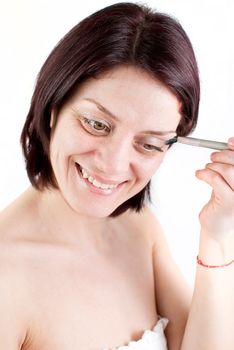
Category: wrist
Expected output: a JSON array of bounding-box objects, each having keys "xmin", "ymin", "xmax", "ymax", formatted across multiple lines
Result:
[
  {"xmin": 197, "ymin": 255, "xmax": 234, "ymax": 268},
  {"xmin": 199, "ymin": 230, "xmax": 234, "ymax": 266}
]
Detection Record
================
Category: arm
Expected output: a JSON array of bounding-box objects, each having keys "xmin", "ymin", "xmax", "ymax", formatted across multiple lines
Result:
[
  {"xmin": 180, "ymin": 235, "xmax": 234, "ymax": 349},
  {"xmin": 180, "ymin": 138, "xmax": 234, "ymax": 350},
  {"xmin": 152, "ymin": 222, "xmax": 192, "ymax": 350},
  {"xmin": 138, "ymin": 206, "xmax": 192, "ymax": 350}
]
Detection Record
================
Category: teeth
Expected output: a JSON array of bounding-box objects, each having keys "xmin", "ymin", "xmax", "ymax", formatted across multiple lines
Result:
[
  {"xmin": 93, "ymin": 179, "xmax": 101, "ymax": 188},
  {"xmin": 80, "ymin": 166, "xmax": 118, "ymax": 189},
  {"xmin": 82, "ymin": 170, "xmax": 89, "ymax": 179},
  {"xmin": 100, "ymin": 183, "xmax": 110, "ymax": 189}
]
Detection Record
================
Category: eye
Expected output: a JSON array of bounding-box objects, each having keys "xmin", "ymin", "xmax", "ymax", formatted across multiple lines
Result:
[
  {"xmin": 86, "ymin": 119, "xmax": 108, "ymax": 131},
  {"xmin": 134, "ymin": 141, "xmax": 165, "ymax": 154},
  {"xmin": 142, "ymin": 143, "xmax": 164, "ymax": 153},
  {"xmin": 80, "ymin": 116, "xmax": 111, "ymax": 135}
]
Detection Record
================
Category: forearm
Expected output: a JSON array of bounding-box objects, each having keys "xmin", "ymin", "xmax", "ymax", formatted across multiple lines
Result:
[{"xmin": 180, "ymin": 232, "xmax": 234, "ymax": 350}]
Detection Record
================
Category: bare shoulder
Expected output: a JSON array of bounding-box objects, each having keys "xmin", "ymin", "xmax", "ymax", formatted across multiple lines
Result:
[
  {"xmin": 0, "ymin": 188, "xmax": 48, "ymax": 275},
  {"xmin": 0, "ymin": 188, "xmax": 35, "ymax": 241},
  {"xmin": 0, "ymin": 192, "xmax": 37, "ymax": 348},
  {"xmin": 0, "ymin": 241, "xmax": 29, "ymax": 348},
  {"xmin": 117, "ymin": 205, "xmax": 167, "ymax": 249}
]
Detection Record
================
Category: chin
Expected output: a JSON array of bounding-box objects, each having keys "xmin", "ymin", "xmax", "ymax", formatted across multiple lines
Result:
[
  {"xmin": 66, "ymin": 197, "xmax": 121, "ymax": 219},
  {"xmin": 59, "ymin": 178, "xmax": 145, "ymax": 219}
]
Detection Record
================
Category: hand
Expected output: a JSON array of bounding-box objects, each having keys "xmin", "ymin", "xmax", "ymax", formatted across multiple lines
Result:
[{"xmin": 195, "ymin": 137, "xmax": 234, "ymax": 241}]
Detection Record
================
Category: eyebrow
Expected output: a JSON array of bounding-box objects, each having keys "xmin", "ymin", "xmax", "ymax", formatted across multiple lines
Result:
[
  {"xmin": 83, "ymin": 98, "xmax": 120, "ymax": 121},
  {"xmin": 83, "ymin": 97, "xmax": 176, "ymax": 136}
]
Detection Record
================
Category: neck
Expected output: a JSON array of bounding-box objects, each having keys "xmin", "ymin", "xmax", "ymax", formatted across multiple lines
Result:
[{"xmin": 29, "ymin": 186, "xmax": 114, "ymax": 249}]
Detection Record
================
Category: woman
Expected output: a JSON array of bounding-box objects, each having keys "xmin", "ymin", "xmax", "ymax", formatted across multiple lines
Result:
[{"xmin": 0, "ymin": 2, "xmax": 233, "ymax": 349}]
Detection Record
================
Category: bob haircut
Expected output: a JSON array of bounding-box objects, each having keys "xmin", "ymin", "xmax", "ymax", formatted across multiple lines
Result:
[{"xmin": 21, "ymin": 2, "xmax": 200, "ymax": 217}]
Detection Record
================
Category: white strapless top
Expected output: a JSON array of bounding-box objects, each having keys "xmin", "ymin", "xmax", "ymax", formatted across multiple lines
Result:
[{"xmin": 102, "ymin": 318, "xmax": 168, "ymax": 350}]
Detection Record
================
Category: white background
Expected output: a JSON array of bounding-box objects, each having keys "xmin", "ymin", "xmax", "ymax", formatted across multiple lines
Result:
[{"xmin": 0, "ymin": 0, "xmax": 233, "ymax": 285}]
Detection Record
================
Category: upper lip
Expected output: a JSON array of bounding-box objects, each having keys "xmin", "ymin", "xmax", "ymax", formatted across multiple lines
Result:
[{"xmin": 76, "ymin": 163, "xmax": 127, "ymax": 185}]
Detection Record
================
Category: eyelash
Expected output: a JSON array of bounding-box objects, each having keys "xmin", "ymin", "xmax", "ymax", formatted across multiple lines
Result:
[
  {"xmin": 79, "ymin": 115, "xmax": 164, "ymax": 153},
  {"xmin": 139, "ymin": 143, "xmax": 164, "ymax": 153},
  {"xmin": 81, "ymin": 116, "xmax": 111, "ymax": 135}
]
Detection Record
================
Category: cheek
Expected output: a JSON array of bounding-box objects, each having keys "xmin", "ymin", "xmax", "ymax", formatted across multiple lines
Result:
[
  {"xmin": 136, "ymin": 154, "xmax": 164, "ymax": 181},
  {"xmin": 50, "ymin": 126, "xmax": 92, "ymax": 159}
]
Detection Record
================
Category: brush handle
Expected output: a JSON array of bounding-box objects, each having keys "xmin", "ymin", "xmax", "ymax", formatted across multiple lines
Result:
[{"xmin": 177, "ymin": 136, "xmax": 229, "ymax": 150}]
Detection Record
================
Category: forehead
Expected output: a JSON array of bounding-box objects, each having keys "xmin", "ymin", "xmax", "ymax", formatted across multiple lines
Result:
[{"xmin": 66, "ymin": 65, "xmax": 181, "ymax": 132}]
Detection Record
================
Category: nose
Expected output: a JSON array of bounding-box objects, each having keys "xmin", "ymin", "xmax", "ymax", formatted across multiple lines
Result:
[{"xmin": 94, "ymin": 136, "xmax": 133, "ymax": 178}]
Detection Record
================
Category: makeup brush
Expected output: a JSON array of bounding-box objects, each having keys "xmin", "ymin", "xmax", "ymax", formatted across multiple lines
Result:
[{"xmin": 167, "ymin": 136, "xmax": 229, "ymax": 150}]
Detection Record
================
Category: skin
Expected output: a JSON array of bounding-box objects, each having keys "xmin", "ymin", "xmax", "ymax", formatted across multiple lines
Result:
[
  {"xmin": 49, "ymin": 65, "xmax": 180, "ymax": 219},
  {"xmin": 0, "ymin": 65, "xmax": 233, "ymax": 350},
  {"xmin": 180, "ymin": 142, "xmax": 234, "ymax": 350}
]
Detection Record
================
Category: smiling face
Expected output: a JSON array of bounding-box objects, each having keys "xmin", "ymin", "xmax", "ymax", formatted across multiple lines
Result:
[{"xmin": 49, "ymin": 65, "xmax": 181, "ymax": 217}]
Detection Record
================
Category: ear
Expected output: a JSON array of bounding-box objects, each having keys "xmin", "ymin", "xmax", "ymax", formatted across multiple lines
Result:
[{"xmin": 50, "ymin": 109, "xmax": 56, "ymax": 128}]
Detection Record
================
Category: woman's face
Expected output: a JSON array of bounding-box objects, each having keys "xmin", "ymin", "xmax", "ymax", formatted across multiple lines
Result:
[{"xmin": 49, "ymin": 65, "xmax": 181, "ymax": 217}]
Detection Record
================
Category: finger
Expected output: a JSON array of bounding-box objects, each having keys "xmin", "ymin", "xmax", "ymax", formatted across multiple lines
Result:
[
  {"xmin": 211, "ymin": 149, "xmax": 234, "ymax": 165},
  {"xmin": 205, "ymin": 163, "xmax": 234, "ymax": 191},
  {"xmin": 195, "ymin": 168, "xmax": 233, "ymax": 202},
  {"xmin": 228, "ymin": 137, "xmax": 234, "ymax": 150}
]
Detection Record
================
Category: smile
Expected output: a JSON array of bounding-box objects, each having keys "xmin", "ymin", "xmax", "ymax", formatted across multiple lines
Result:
[{"xmin": 76, "ymin": 163, "xmax": 126, "ymax": 193}]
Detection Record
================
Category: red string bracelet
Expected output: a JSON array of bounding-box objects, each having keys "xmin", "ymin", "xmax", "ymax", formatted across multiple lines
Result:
[{"xmin": 197, "ymin": 255, "xmax": 234, "ymax": 268}]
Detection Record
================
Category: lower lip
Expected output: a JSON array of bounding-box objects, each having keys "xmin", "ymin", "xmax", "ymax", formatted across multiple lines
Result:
[{"xmin": 75, "ymin": 164, "xmax": 125, "ymax": 196}]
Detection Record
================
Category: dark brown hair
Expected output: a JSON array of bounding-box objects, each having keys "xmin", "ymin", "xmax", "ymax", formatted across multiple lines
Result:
[{"xmin": 21, "ymin": 2, "xmax": 200, "ymax": 217}]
